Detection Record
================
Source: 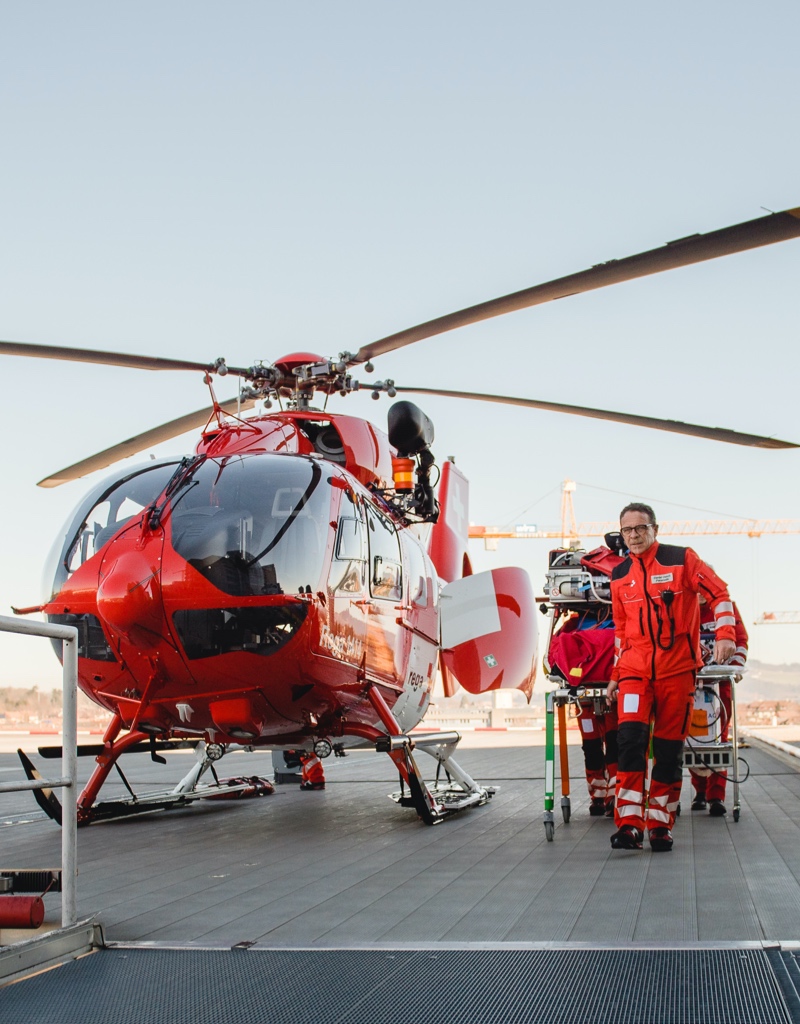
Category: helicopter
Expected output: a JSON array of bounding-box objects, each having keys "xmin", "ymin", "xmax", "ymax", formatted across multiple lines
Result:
[{"xmin": 4, "ymin": 203, "xmax": 800, "ymax": 828}]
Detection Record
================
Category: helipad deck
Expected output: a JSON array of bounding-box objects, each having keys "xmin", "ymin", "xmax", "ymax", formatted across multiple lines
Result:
[{"xmin": 1, "ymin": 734, "xmax": 799, "ymax": 947}]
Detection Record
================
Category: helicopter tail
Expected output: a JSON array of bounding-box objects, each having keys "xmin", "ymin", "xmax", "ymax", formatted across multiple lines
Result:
[
  {"xmin": 428, "ymin": 459, "xmax": 470, "ymax": 584},
  {"xmin": 430, "ymin": 460, "xmax": 538, "ymax": 700}
]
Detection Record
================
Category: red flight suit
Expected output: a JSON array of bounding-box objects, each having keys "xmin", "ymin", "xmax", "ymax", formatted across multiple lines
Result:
[
  {"xmin": 689, "ymin": 601, "xmax": 748, "ymax": 802},
  {"xmin": 300, "ymin": 752, "xmax": 326, "ymax": 790},
  {"xmin": 610, "ymin": 543, "xmax": 735, "ymax": 832},
  {"xmin": 577, "ymin": 701, "xmax": 619, "ymax": 810}
]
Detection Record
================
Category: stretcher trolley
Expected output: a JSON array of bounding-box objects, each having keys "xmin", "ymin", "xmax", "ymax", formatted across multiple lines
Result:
[
  {"xmin": 539, "ymin": 545, "xmax": 621, "ymax": 842},
  {"xmin": 542, "ymin": 679, "xmax": 612, "ymax": 841},
  {"xmin": 683, "ymin": 662, "xmax": 745, "ymax": 822}
]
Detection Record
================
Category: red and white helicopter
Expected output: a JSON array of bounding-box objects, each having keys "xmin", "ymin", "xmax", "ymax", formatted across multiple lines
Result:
[{"xmin": 4, "ymin": 204, "xmax": 799, "ymax": 826}]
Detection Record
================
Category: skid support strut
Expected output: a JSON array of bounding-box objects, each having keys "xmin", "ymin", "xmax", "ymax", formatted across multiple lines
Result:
[
  {"xmin": 171, "ymin": 741, "xmax": 220, "ymax": 794},
  {"xmin": 76, "ymin": 716, "xmax": 151, "ymax": 822},
  {"xmin": 366, "ymin": 686, "xmax": 494, "ymax": 824}
]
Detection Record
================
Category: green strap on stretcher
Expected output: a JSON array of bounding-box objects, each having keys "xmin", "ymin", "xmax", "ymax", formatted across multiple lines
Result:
[{"xmin": 544, "ymin": 690, "xmax": 555, "ymax": 812}]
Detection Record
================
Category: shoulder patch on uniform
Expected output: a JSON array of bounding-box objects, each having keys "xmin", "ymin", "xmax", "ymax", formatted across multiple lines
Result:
[
  {"xmin": 655, "ymin": 544, "xmax": 686, "ymax": 567},
  {"xmin": 611, "ymin": 557, "xmax": 632, "ymax": 581}
]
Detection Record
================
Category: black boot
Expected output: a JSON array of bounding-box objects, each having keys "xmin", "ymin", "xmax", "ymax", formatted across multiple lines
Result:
[
  {"xmin": 610, "ymin": 825, "xmax": 643, "ymax": 850},
  {"xmin": 708, "ymin": 799, "xmax": 727, "ymax": 817},
  {"xmin": 649, "ymin": 827, "xmax": 674, "ymax": 852}
]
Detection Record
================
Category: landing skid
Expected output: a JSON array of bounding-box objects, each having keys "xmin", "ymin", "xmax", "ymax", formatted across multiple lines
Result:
[
  {"xmin": 379, "ymin": 730, "xmax": 495, "ymax": 825},
  {"xmin": 18, "ymin": 742, "xmax": 274, "ymax": 826},
  {"xmin": 87, "ymin": 777, "xmax": 275, "ymax": 822}
]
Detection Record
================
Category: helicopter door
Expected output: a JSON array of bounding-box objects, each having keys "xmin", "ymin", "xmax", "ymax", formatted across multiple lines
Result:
[
  {"xmin": 388, "ymin": 534, "xmax": 438, "ymax": 730},
  {"xmin": 326, "ymin": 513, "xmax": 369, "ymax": 669},
  {"xmin": 399, "ymin": 533, "xmax": 438, "ymax": 642},
  {"xmin": 363, "ymin": 504, "xmax": 405, "ymax": 684}
]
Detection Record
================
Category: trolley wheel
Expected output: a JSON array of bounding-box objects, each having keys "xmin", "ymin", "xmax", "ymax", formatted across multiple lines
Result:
[
  {"xmin": 561, "ymin": 796, "xmax": 571, "ymax": 824},
  {"xmin": 733, "ymin": 807, "xmax": 740, "ymax": 823},
  {"xmin": 544, "ymin": 820, "xmax": 554, "ymax": 842}
]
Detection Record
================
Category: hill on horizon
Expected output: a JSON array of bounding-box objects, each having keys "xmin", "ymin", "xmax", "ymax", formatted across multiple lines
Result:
[{"xmin": 738, "ymin": 660, "xmax": 800, "ymax": 701}]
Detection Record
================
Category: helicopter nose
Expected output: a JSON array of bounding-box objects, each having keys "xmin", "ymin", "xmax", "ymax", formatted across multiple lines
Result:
[{"xmin": 96, "ymin": 549, "xmax": 163, "ymax": 645}]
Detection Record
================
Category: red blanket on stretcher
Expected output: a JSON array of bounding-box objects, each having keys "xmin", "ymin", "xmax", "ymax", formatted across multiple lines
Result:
[{"xmin": 548, "ymin": 627, "xmax": 615, "ymax": 684}]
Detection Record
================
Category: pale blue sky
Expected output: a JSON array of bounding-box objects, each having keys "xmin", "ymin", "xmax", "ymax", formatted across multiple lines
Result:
[{"xmin": 2, "ymin": 2, "xmax": 799, "ymax": 685}]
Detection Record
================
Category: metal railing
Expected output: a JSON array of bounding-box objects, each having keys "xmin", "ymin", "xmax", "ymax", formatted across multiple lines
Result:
[
  {"xmin": 740, "ymin": 728, "xmax": 800, "ymax": 760},
  {"xmin": 0, "ymin": 614, "xmax": 78, "ymax": 928}
]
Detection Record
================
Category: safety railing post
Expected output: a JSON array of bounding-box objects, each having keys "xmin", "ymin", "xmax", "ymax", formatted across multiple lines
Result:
[
  {"xmin": 0, "ymin": 614, "xmax": 79, "ymax": 930},
  {"xmin": 61, "ymin": 630, "xmax": 78, "ymax": 927}
]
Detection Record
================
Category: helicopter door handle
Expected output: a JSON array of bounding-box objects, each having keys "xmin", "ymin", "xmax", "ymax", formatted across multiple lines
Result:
[{"xmin": 351, "ymin": 598, "xmax": 372, "ymax": 608}]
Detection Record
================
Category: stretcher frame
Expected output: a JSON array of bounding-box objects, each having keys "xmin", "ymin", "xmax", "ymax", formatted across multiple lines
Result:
[
  {"xmin": 684, "ymin": 663, "xmax": 744, "ymax": 822},
  {"xmin": 540, "ymin": 591, "xmax": 616, "ymax": 842},
  {"xmin": 543, "ymin": 677, "xmax": 612, "ymax": 841}
]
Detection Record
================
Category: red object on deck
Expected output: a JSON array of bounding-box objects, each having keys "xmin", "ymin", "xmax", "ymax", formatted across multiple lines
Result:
[{"xmin": 0, "ymin": 895, "xmax": 45, "ymax": 928}]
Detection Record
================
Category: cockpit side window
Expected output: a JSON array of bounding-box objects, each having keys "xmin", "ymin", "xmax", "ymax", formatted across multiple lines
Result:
[
  {"xmin": 404, "ymin": 536, "xmax": 428, "ymax": 608},
  {"xmin": 332, "ymin": 513, "xmax": 367, "ymax": 595},
  {"xmin": 366, "ymin": 505, "xmax": 402, "ymax": 601},
  {"xmin": 336, "ymin": 517, "xmax": 366, "ymax": 562}
]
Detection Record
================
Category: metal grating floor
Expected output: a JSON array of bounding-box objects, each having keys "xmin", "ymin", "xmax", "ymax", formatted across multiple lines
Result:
[{"xmin": 2, "ymin": 946, "xmax": 799, "ymax": 1024}]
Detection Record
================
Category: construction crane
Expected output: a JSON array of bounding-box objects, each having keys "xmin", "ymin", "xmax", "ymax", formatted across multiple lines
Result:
[
  {"xmin": 470, "ymin": 480, "xmax": 800, "ymax": 549},
  {"xmin": 755, "ymin": 612, "xmax": 800, "ymax": 625}
]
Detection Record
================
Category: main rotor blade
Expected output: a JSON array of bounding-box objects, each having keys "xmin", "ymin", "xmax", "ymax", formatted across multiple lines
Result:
[
  {"xmin": 0, "ymin": 340, "xmax": 251, "ymax": 376},
  {"xmin": 395, "ymin": 386, "xmax": 798, "ymax": 449},
  {"xmin": 38, "ymin": 398, "xmax": 255, "ymax": 487},
  {"xmin": 355, "ymin": 206, "xmax": 800, "ymax": 363}
]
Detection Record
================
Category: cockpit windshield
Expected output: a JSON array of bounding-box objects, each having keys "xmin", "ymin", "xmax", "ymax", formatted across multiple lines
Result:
[{"xmin": 169, "ymin": 453, "xmax": 331, "ymax": 597}]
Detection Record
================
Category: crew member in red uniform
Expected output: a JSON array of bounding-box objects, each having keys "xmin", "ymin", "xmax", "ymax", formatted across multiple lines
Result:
[
  {"xmin": 578, "ymin": 700, "xmax": 618, "ymax": 816},
  {"xmin": 300, "ymin": 752, "xmax": 326, "ymax": 790},
  {"xmin": 689, "ymin": 596, "xmax": 748, "ymax": 816},
  {"xmin": 607, "ymin": 503, "xmax": 736, "ymax": 852}
]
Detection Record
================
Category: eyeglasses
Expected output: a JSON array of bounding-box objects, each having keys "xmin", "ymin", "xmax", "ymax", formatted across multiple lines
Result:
[{"xmin": 620, "ymin": 524, "xmax": 654, "ymax": 538}]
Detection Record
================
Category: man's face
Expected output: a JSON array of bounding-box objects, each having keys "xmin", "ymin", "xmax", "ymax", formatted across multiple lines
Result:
[{"xmin": 620, "ymin": 510, "xmax": 657, "ymax": 556}]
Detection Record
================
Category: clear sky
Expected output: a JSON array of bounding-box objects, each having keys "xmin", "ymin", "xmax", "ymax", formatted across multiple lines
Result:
[{"xmin": 2, "ymin": 2, "xmax": 799, "ymax": 689}]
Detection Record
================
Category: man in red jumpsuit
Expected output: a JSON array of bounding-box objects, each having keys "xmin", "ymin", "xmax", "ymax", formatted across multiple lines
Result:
[
  {"xmin": 607, "ymin": 503, "xmax": 736, "ymax": 852},
  {"xmin": 688, "ymin": 596, "xmax": 748, "ymax": 816}
]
